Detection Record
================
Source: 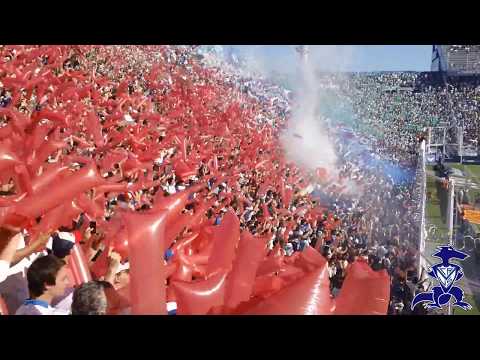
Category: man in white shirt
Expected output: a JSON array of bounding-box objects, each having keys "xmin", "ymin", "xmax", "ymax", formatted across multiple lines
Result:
[
  {"xmin": 0, "ymin": 228, "xmax": 22, "ymax": 284},
  {"xmin": 15, "ymin": 255, "xmax": 70, "ymax": 315},
  {"xmin": 0, "ymin": 229, "xmax": 50, "ymax": 314}
]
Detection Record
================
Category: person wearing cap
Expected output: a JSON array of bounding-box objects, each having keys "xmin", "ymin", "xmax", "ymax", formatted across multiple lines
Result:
[
  {"xmin": 47, "ymin": 230, "xmax": 77, "ymax": 261},
  {"xmin": 112, "ymin": 260, "xmax": 130, "ymax": 290},
  {"xmin": 15, "ymin": 255, "xmax": 70, "ymax": 315}
]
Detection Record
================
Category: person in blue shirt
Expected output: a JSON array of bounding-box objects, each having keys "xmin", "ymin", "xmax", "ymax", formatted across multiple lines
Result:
[{"xmin": 15, "ymin": 255, "xmax": 70, "ymax": 315}]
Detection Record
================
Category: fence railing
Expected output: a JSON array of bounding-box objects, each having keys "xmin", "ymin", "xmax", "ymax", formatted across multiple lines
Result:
[{"xmin": 415, "ymin": 140, "xmax": 428, "ymax": 275}]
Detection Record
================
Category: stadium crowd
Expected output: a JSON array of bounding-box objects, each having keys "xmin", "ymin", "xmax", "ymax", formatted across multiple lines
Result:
[{"xmin": 1, "ymin": 45, "xmax": 473, "ymax": 315}]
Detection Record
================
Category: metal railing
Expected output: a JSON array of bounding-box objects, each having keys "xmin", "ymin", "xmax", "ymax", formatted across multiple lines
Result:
[{"xmin": 416, "ymin": 140, "xmax": 428, "ymax": 274}]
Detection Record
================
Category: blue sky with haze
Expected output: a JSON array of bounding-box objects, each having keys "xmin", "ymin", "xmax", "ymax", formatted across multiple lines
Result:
[{"xmin": 226, "ymin": 45, "xmax": 432, "ymax": 74}]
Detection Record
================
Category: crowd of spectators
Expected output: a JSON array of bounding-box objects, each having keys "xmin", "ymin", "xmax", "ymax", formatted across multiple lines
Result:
[{"xmin": 1, "ymin": 45, "xmax": 477, "ymax": 315}]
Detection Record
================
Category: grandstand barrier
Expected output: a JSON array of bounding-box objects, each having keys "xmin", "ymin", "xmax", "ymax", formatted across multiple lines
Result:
[{"xmin": 417, "ymin": 140, "xmax": 428, "ymax": 277}]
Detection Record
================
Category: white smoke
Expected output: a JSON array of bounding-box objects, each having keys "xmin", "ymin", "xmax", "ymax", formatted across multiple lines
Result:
[
  {"xmin": 280, "ymin": 56, "xmax": 336, "ymax": 172},
  {"xmin": 219, "ymin": 46, "xmax": 357, "ymax": 176},
  {"xmin": 280, "ymin": 46, "xmax": 356, "ymax": 175}
]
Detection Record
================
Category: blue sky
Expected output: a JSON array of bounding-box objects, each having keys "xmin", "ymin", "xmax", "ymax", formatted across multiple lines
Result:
[{"xmin": 227, "ymin": 45, "xmax": 433, "ymax": 73}]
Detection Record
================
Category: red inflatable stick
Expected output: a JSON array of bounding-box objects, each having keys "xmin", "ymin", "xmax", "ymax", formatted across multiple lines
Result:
[
  {"xmin": 27, "ymin": 137, "xmax": 67, "ymax": 174},
  {"xmin": 164, "ymin": 200, "xmax": 211, "ymax": 249},
  {"xmin": 0, "ymin": 193, "xmax": 27, "ymax": 207},
  {"xmin": 205, "ymin": 209, "xmax": 240, "ymax": 278},
  {"xmin": 245, "ymin": 265, "xmax": 335, "ymax": 315},
  {"xmin": 33, "ymin": 109, "xmax": 68, "ymax": 127},
  {"xmin": 268, "ymin": 243, "xmax": 285, "ymax": 258},
  {"xmin": 123, "ymin": 209, "xmax": 168, "ymax": 315},
  {"xmin": 14, "ymin": 164, "xmax": 33, "ymax": 194},
  {"xmin": 294, "ymin": 245, "xmax": 327, "ymax": 273},
  {"xmin": 170, "ymin": 261, "xmax": 193, "ymax": 282},
  {"xmin": 0, "ymin": 141, "xmax": 22, "ymax": 172},
  {"xmin": 334, "ymin": 260, "xmax": 390, "ymax": 315},
  {"xmin": 30, "ymin": 164, "xmax": 70, "ymax": 193},
  {"xmin": 165, "ymin": 262, "xmax": 178, "ymax": 279},
  {"xmin": 251, "ymin": 274, "xmax": 286, "ymax": 299},
  {"xmin": 155, "ymin": 183, "xmax": 203, "ymax": 220},
  {"xmin": 69, "ymin": 244, "xmax": 92, "ymax": 286},
  {"xmin": 76, "ymin": 193, "xmax": 105, "ymax": 220},
  {"xmin": 85, "ymin": 111, "xmax": 105, "ymax": 148},
  {"xmin": 33, "ymin": 200, "xmax": 83, "ymax": 236},
  {"xmin": 112, "ymin": 229, "xmax": 130, "ymax": 262},
  {"xmin": 13, "ymin": 162, "xmax": 105, "ymax": 219},
  {"xmin": 171, "ymin": 271, "xmax": 228, "ymax": 315},
  {"xmin": 170, "ymin": 232, "xmax": 199, "ymax": 257},
  {"xmin": 94, "ymin": 183, "xmax": 129, "ymax": 194},
  {"xmin": 27, "ymin": 122, "xmax": 55, "ymax": 152},
  {"xmin": 256, "ymin": 256, "xmax": 284, "ymax": 277},
  {"xmin": 224, "ymin": 231, "xmax": 267, "ymax": 309},
  {"xmin": 0, "ymin": 124, "xmax": 13, "ymax": 140},
  {"xmin": 173, "ymin": 159, "xmax": 197, "ymax": 181},
  {"xmin": 277, "ymin": 264, "xmax": 306, "ymax": 284},
  {"xmin": 99, "ymin": 150, "xmax": 128, "ymax": 171}
]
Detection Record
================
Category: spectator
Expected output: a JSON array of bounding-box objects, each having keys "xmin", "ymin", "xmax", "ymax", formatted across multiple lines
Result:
[
  {"xmin": 15, "ymin": 255, "xmax": 70, "ymax": 315},
  {"xmin": 0, "ymin": 230, "xmax": 51, "ymax": 314},
  {"xmin": 71, "ymin": 281, "xmax": 108, "ymax": 315},
  {"xmin": 113, "ymin": 261, "xmax": 130, "ymax": 290}
]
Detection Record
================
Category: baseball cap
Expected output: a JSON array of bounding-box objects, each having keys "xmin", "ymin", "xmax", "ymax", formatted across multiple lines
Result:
[
  {"xmin": 47, "ymin": 232, "xmax": 76, "ymax": 259},
  {"xmin": 115, "ymin": 261, "xmax": 130, "ymax": 275}
]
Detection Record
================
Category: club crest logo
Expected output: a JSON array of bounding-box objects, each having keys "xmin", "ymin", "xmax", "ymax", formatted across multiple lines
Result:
[{"xmin": 412, "ymin": 245, "xmax": 472, "ymax": 311}]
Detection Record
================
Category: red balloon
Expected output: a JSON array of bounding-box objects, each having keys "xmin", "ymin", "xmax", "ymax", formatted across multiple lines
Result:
[
  {"xmin": 191, "ymin": 263, "xmax": 207, "ymax": 279},
  {"xmin": 0, "ymin": 141, "xmax": 22, "ymax": 172},
  {"xmin": 94, "ymin": 183, "xmax": 129, "ymax": 194},
  {"xmin": 224, "ymin": 231, "xmax": 267, "ymax": 309},
  {"xmin": 277, "ymin": 264, "xmax": 306, "ymax": 284},
  {"xmin": 245, "ymin": 265, "xmax": 335, "ymax": 315},
  {"xmin": 334, "ymin": 260, "xmax": 390, "ymax": 315},
  {"xmin": 171, "ymin": 271, "xmax": 228, "ymax": 315},
  {"xmin": 174, "ymin": 159, "xmax": 197, "ymax": 181},
  {"xmin": 165, "ymin": 200, "xmax": 211, "ymax": 249},
  {"xmin": 33, "ymin": 109, "xmax": 67, "ymax": 127},
  {"xmin": 0, "ymin": 124, "xmax": 13, "ymax": 140},
  {"xmin": 27, "ymin": 122, "xmax": 55, "ymax": 152},
  {"xmin": 13, "ymin": 162, "xmax": 105, "ymax": 219},
  {"xmin": 0, "ymin": 205, "xmax": 35, "ymax": 229},
  {"xmin": 284, "ymin": 188, "xmax": 294, "ymax": 208},
  {"xmin": 112, "ymin": 230, "xmax": 129, "ymax": 262},
  {"xmin": 252, "ymin": 274, "xmax": 286, "ymax": 299},
  {"xmin": 99, "ymin": 150, "xmax": 128, "ymax": 171},
  {"xmin": 171, "ymin": 262, "xmax": 193, "ymax": 282},
  {"xmin": 34, "ymin": 200, "xmax": 83, "ymax": 236},
  {"xmin": 294, "ymin": 245, "xmax": 327, "ymax": 273},
  {"xmin": 284, "ymin": 251, "xmax": 300, "ymax": 265},
  {"xmin": 27, "ymin": 136, "xmax": 67, "ymax": 174},
  {"xmin": 0, "ymin": 192, "xmax": 27, "ymax": 207},
  {"xmin": 123, "ymin": 208, "xmax": 168, "ymax": 315},
  {"xmin": 256, "ymin": 256, "xmax": 284, "ymax": 277},
  {"xmin": 86, "ymin": 111, "xmax": 105, "ymax": 148},
  {"xmin": 268, "ymin": 243, "xmax": 285, "ymax": 258},
  {"xmin": 165, "ymin": 262, "xmax": 178, "ymax": 279},
  {"xmin": 205, "ymin": 209, "xmax": 240, "ymax": 278},
  {"xmin": 30, "ymin": 163, "xmax": 70, "ymax": 193},
  {"xmin": 171, "ymin": 232, "xmax": 199, "ymax": 256},
  {"xmin": 76, "ymin": 193, "xmax": 105, "ymax": 219},
  {"xmin": 154, "ymin": 188, "xmax": 189, "ymax": 215},
  {"xmin": 69, "ymin": 244, "xmax": 92, "ymax": 286}
]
